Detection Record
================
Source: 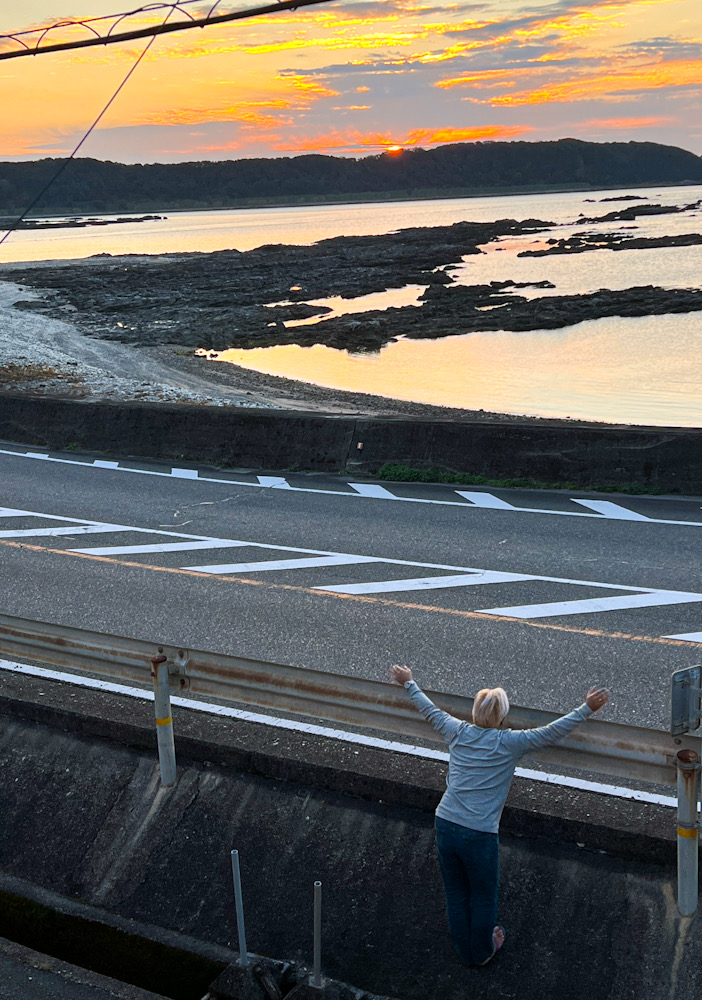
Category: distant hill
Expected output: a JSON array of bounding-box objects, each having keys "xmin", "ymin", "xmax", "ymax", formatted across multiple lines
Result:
[{"xmin": 1, "ymin": 138, "xmax": 701, "ymax": 216}]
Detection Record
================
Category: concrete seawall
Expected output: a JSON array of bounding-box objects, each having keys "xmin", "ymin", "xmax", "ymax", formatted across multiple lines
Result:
[
  {"xmin": 1, "ymin": 392, "xmax": 701, "ymax": 491},
  {"xmin": 0, "ymin": 667, "xmax": 699, "ymax": 1000}
]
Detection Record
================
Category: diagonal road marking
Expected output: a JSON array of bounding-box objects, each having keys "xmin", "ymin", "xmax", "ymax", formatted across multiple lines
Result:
[
  {"xmin": 3, "ymin": 535, "xmax": 702, "ymax": 648},
  {"xmin": 189, "ymin": 553, "xmax": 383, "ymax": 574},
  {"xmin": 3, "ymin": 447, "xmax": 702, "ymax": 528},
  {"xmin": 316, "ymin": 570, "xmax": 536, "ymax": 595},
  {"xmin": 257, "ymin": 475, "xmax": 293, "ymax": 489},
  {"xmin": 0, "ymin": 507, "xmax": 46, "ymax": 517},
  {"xmin": 71, "ymin": 539, "xmax": 250, "ymax": 556},
  {"xmin": 664, "ymin": 631, "xmax": 702, "ymax": 642},
  {"xmin": 348, "ymin": 483, "xmax": 398, "ymax": 499},
  {"xmin": 571, "ymin": 499, "xmax": 651, "ymax": 521},
  {"xmin": 477, "ymin": 590, "xmax": 702, "ymax": 619},
  {"xmin": 455, "ymin": 491, "xmax": 517, "ymax": 510},
  {"xmin": 0, "ymin": 523, "xmax": 132, "ymax": 539}
]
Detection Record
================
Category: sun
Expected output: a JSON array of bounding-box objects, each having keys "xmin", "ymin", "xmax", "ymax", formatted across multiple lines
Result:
[{"xmin": 386, "ymin": 145, "xmax": 403, "ymax": 154}]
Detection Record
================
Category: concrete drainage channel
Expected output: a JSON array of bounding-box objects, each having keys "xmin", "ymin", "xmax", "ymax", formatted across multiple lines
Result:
[
  {"xmin": 0, "ymin": 881, "xmax": 225, "ymax": 1000},
  {"xmin": 0, "ymin": 879, "xmax": 383, "ymax": 1000}
]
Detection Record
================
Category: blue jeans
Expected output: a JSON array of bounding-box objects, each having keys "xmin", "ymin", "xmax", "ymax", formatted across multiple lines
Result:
[{"xmin": 435, "ymin": 816, "xmax": 499, "ymax": 966}]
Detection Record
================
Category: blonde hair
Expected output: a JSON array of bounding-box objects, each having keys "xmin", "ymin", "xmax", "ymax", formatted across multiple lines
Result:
[{"xmin": 472, "ymin": 687, "xmax": 509, "ymax": 729}]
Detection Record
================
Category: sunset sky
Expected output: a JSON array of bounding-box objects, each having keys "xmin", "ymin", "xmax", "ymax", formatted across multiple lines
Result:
[{"xmin": 2, "ymin": 0, "xmax": 701, "ymax": 162}]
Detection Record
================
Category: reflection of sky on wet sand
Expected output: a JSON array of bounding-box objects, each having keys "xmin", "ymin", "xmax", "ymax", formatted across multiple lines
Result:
[{"xmin": 213, "ymin": 312, "xmax": 702, "ymax": 427}]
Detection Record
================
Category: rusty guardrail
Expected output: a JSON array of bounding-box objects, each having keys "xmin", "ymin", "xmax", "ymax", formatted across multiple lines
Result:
[{"xmin": 0, "ymin": 612, "xmax": 694, "ymax": 786}]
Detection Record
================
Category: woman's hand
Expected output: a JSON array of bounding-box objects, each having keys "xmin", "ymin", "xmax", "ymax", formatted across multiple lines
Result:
[
  {"xmin": 585, "ymin": 687, "xmax": 609, "ymax": 712},
  {"xmin": 391, "ymin": 664, "xmax": 413, "ymax": 685}
]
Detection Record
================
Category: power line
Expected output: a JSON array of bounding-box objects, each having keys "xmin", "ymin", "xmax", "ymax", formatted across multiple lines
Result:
[
  {"xmin": 0, "ymin": 0, "xmax": 337, "ymax": 62},
  {"xmin": 0, "ymin": 29, "xmax": 163, "ymax": 245}
]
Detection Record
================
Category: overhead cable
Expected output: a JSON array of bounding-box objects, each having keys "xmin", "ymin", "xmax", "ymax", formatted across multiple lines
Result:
[
  {"xmin": 0, "ymin": 28, "xmax": 163, "ymax": 245},
  {"xmin": 0, "ymin": 0, "xmax": 337, "ymax": 62}
]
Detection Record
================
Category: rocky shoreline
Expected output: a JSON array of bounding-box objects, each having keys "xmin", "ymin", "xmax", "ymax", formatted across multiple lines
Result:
[
  {"xmin": 4, "ymin": 211, "xmax": 702, "ymax": 354},
  {"xmin": 0, "ymin": 214, "xmax": 164, "ymax": 231}
]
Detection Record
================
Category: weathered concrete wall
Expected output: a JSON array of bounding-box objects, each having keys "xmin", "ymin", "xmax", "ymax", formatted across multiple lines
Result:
[
  {"xmin": 0, "ymin": 706, "xmax": 699, "ymax": 1000},
  {"xmin": 0, "ymin": 392, "xmax": 701, "ymax": 491}
]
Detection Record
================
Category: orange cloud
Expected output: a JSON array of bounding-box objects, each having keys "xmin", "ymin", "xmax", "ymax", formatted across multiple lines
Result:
[
  {"xmin": 489, "ymin": 59, "xmax": 702, "ymax": 105},
  {"xmin": 141, "ymin": 100, "xmax": 293, "ymax": 128},
  {"xmin": 287, "ymin": 76, "xmax": 340, "ymax": 99},
  {"xmin": 285, "ymin": 123, "xmax": 532, "ymax": 153},
  {"xmin": 405, "ymin": 125, "xmax": 532, "ymax": 143}
]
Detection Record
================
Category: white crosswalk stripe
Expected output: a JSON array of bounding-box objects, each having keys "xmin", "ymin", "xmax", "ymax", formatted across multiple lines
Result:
[
  {"xmin": 189, "ymin": 553, "xmax": 382, "ymax": 574},
  {"xmin": 315, "ymin": 570, "xmax": 536, "ymax": 595},
  {"xmin": 477, "ymin": 590, "xmax": 702, "ymax": 619},
  {"xmin": 571, "ymin": 499, "xmax": 650, "ymax": 521}
]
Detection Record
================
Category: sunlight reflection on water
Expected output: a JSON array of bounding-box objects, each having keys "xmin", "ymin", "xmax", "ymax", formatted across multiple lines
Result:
[{"xmin": 213, "ymin": 312, "xmax": 702, "ymax": 427}]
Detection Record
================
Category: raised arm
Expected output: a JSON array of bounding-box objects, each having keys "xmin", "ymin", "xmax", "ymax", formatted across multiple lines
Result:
[
  {"xmin": 390, "ymin": 665, "xmax": 462, "ymax": 743},
  {"xmin": 504, "ymin": 687, "xmax": 608, "ymax": 756}
]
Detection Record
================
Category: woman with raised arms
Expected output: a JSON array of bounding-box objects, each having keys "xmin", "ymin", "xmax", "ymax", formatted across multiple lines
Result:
[{"xmin": 390, "ymin": 664, "xmax": 608, "ymax": 966}]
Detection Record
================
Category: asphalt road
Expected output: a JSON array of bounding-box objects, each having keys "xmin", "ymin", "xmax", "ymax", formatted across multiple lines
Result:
[{"xmin": 1, "ymin": 441, "xmax": 701, "ymax": 730}]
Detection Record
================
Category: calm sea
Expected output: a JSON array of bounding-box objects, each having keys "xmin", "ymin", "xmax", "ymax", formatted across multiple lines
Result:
[{"xmin": 2, "ymin": 184, "xmax": 702, "ymax": 426}]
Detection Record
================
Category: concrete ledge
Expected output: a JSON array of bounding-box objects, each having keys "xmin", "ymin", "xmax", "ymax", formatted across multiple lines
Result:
[
  {"xmin": 1, "ymin": 392, "xmax": 701, "ymax": 491},
  {"xmin": 0, "ymin": 666, "xmax": 677, "ymax": 865}
]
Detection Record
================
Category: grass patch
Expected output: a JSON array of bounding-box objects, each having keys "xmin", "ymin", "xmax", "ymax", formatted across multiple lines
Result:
[
  {"xmin": 376, "ymin": 462, "xmax": 663, "ymax": 495},
  {"xmin": 0, "ymin": 362, "xmax": 66, "ymax": 386}
]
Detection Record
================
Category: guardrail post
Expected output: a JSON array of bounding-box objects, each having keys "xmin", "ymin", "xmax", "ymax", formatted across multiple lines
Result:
[
  {"xmin": 230, "ymin": 850, "xmax": 249, "ymax": 967},
  {"xmin": 150, "ymin": 653, "xmax": 176, "ymax": 787},
  {"xmin": 676, "ymin": 749, "xmax": 700, "ymax": 916},
  {"xmin": 312, "ymin": 880, "xmax": 322, "ymax": 988}
]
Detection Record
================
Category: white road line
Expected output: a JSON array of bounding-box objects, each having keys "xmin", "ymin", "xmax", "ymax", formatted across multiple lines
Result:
[
  {"xmin": 171, "ymin": 468, "xmax": 199, "ymax": 479},
  {"xmin": 455, "ymin": 491, "xmax": 517, "ymax": 510},
  {"xmin": 572, "ymin": 499, "xmax": 650, "ymax": 521},
  {"xmin": 664, "ymin": 631, "xmax": 702, "ymax": 642},
  {"xmin": 316, "ymin": 570, "xmax": 536, "ymax": 595},
  {"xmin": 2, "ymin": 447, "xmax": 701, "ymax": 528},
  {"xmin": 0, "ymin": 507, "xmax": 40, "ymax": 517},
  {"xmin": 0, "ymin": 523, "xmax": 131, "ymax": 539},
  {"xmin": 0, "ymin": 657, "xmax": 676, "ymax": 808},
  {"xmin": 93, "ymin": 460, "xmax": 120, "ymax": 470},
  {"xmin": 478, "ymin": 590, "xmax": 702, "ymax": 619},
  {"xmin": 348, "ymin": 483, "xmax": 398, "ymax": 499},
  {"xmin": 71, "ymin": 539, "xmax": 251, "ymax": 556},
  {"xmin": 189, "ymin": 553, "xmax": 383, "ymax": 574}
]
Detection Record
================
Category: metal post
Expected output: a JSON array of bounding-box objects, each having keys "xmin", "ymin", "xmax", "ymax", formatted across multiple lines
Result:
[
  {"xmin": 150, "ymin": 653, "xmax": 176, "ymax": 787},
  {"xmin": 676, "ymin": 749, "xmax": 700, "ymax": 916},
  {"xmin": 313, "ymin": 880, "xmax": 322, "ymax": 988},
  {"xmin": 231, "ymin": 850, "xmax": 249, "ymax": 967}
]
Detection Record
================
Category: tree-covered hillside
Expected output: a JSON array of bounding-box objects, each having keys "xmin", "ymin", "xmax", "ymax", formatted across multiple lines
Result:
[{"xmin": 1, "ymin": 138, "xmax": 701, "ymax": 216}]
